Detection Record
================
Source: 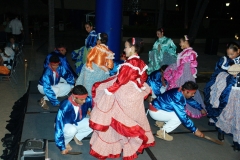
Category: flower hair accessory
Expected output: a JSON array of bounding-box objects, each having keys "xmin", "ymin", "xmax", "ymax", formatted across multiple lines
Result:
[
  {"xmin": 184, "ymin": 35, "xmax": 189, "ymax": 41},
  {"xmin": 132, "ymin": 38, "xmax": 135, "ymax": 45},
  {"xmin": 97, "ymin": 33, "xmax": 101, "ymax": 40}
]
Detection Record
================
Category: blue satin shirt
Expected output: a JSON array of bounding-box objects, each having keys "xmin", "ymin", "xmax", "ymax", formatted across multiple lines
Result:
[{"xmin": 152, "ymin": 88, "xmax": 197, "ymax": 132}]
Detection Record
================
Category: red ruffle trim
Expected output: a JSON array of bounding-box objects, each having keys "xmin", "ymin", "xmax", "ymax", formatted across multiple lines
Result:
[
  {"xmin": 89, "ymin": 120, "xmax": 109, "ymax": 132},
  {"xmin": 92, "ymin": 76, "xmax": 116, "ymax": 98},
  {"xmin": 90, "ymin": 118, "xmax": 155, "ymax": 159},
  {"xmin": 90, "ymin": 142, "xmax": 155, "ymax": 160},
  {"xmin": 90, "ymin": 147, "xmax": 121, "ymax": 159}
]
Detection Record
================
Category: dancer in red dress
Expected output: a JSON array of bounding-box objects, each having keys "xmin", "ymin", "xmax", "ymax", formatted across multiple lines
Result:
[{"xmin": 89, "ymin": 37, "xmax": 155, "ymax": 159}]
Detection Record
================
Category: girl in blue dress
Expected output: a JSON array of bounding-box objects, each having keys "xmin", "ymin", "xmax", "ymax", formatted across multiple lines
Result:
[
  {"xmin": 204, "ymin": 42, "xmax": 240, "ymax": 150},
  {"xmin": 71, "ymin": 21, "xmax": 97, "ymax": 75}
]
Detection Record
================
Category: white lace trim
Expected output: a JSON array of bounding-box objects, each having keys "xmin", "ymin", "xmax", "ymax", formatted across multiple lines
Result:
[
  {"xmin": 117, "ymin": 63, "xmax": 148, "ymax": 75},
  {"xmin": 95, "ymin": 46, "xmax": 114, "ymax": 57},
  {"xmin": 104, "ymin": 88, "xmax": 113, "ymax": 95},
  {"xmin": 221, "ymin": 56, "xmax": 229, "ymax": 70},
  {"xmin": 128, "ymin": 55, "xmax": 140, "ymax": 60}
]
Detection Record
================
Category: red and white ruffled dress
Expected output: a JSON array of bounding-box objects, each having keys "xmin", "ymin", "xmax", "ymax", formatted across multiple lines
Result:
[{"xmin": 89, "ymin": 55, "xmax": 155, "ymax": 160}]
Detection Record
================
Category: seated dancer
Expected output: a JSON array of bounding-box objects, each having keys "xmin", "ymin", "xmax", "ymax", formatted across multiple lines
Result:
[
  {"xmin": 89, "ymin": 37, "xmax": 155, "ymax": 159},
  {"xmin": 55, "ymin": 85, "xmax": 92, "ymax": 154},
  {"xmin": 149, "ymin": 81, "xmax": 204, "ymax": 141},
  {"xmin": 44, "ymin": 43, "xmax": 78, "ymax": 79},
  {"xmin": 109, "ymin": 51, "xmax": 127, "ymax": 76},
  {"xmin": 75, "ymin": 33, "xmax": 114, "ymax": 97},
  {"xmin": 38, "ymin": 55, "xmax": 75, "ymax": 109},
  {"xmin": 146, "ymin": 64, "xmax": 169, "ymax": 100}
]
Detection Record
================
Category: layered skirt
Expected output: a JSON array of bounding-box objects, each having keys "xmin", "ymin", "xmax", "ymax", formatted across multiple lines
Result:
[{"xmin": 89, "ymin": 77, "xmax": 155, "ymax": 159}]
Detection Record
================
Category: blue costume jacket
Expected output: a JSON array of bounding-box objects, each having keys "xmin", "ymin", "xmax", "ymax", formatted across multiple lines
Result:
[
  {"xmin": 147, "ymin": 70, "xmax": 168, "ymax": 97},
  {"xmin": 44, "ymin": 50, "xmax": 78, "ymax": 78},
  {"xmin": 151, "ymin": 88, "xmax": 200, "ymax": 132},
  {"xmin": 55, "ymin": 97, "xmax": 92, "ymax": 151},
  {"xmin": 38, "ymin": 65, "xmax": 75, "ymax": 106},
  {"xmin": 204, "ymin": 56, "xmax": 240, "ymax": 122}
]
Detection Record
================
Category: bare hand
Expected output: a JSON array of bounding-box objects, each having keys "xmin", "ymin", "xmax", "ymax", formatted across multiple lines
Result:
[
  {"xmin": 200, "ymin": 109, "xmax": 207, "ymax": 116},
  {"xmin": 194, "ymin": 130, "xmax": 204, "ymax": 138},
  {"xmin": 61, "ymin": 149, "xmax": 69, "ymax": 155}
]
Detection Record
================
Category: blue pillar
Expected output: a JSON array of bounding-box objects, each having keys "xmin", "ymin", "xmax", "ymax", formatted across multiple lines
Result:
[{"xmin": 95, "ymin": 0, "xmax": 123, "ymax": 60}]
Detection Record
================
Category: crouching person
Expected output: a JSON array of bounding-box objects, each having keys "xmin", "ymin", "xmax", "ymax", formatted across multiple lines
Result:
[
  {"xmin": 38, "ymin": 55, "xmax": 75, "ymax": 109},
  {"xmin": 148, "ymin": 81, "xmax": 204, "ymax": 141},
  {"xmin": 55, "ymin": 85, "xmax": 93, "ymax": 154}
]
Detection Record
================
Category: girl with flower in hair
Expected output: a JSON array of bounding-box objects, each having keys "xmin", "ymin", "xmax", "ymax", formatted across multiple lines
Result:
[
  {"xmin": 147, "ymin": 28, "xmax": 177, "ymax": 75},
  {"xmin": 89, "ymin": 37, "xmax": 155, "ymax": 160},
  {"xmin": 71, "ymin": 21, "xmax": 97, "ymax": 75},
  {"xmin": 204, "ymin": 41, "xmax": 240, "ymax": 151},
  {"xmin": 75, "ymin": 33, "xmax": 114, "ymax": 97},
  {"xmin": 163, "ymin": 35, "xmax": 206, "ymax": 119}
]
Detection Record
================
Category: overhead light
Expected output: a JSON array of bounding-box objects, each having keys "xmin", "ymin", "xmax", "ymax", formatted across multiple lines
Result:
[
  {"xmin": 176, "ymin": 4, "xmax": 178, "ymax": 7},
  {"xmin": 227, "ymin": 13, "xmax": 229, "ymax": 14},
  {"xmin": 235, "ymin": 34, "xmax": 239, "ymax": 40},
  {"xmin": 206, "ymin": 16, "xmax": 208, "ymax": 18},
  {"xmin": 226, "ymin": 3, "xmax": 230, "ymax": 6},
  {"xmin": 230, "ymin": 17, "xmax": 233, "ymax": 20}
]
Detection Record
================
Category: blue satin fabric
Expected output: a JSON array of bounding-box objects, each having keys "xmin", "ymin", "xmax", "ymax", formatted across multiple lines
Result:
[
  {"xmin": 71, "ymin": 30, "xmax": 97, "ymax": 75},
  {"xmin": 109, "ymin": 59, "xmax": 124, "ymax": 76},
  {"xmin": 152, "ymin": 88, "xmax": 197, "ymax": 132},
  {"xmin": 55, "ymin": 97, "xmax": 92, "ymax": 151},
  {"xmin": 38, "ymin": 65, "xmax": 75, "ymax": 106},
  {"xmin": 146, "ymin": 70, "xmax": 168, "ymax": 97},
  {"xmin": 186, "ymin": 98, "xmax": 203, "ymax": 111},
  {"xmin": 44, "ymin": 50, "xmax": 78, "ymax": 78},
  {"xmin": 204, "ymin": 56, "xmax": 238, "ymax": 122}
]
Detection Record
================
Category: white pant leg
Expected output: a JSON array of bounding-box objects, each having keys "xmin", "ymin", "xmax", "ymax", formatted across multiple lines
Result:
[
  {"xmin": 75, "ymin": 118, "xmax": 93, "ymax": 141},
  {"xmin": 63, "ymin": 124, "xmax": 78, "ymax": 145},
  {"xmin": 38, "ymin": 83, "xmax": 72, "ymax": 101},
  {"xmin": 59, "ymin": 77, "xmax": 67, "ymax": 83},
  {"xmin": 149, "ymin": 110, "xmax": 181, "ymax": 133},
  {"xmin": 38, "ymin": 84, "xmax": 53, "ymax": 101},
  {"xmin": 53, "ymin": 83, "xmax": 72, "ymax": 97}
]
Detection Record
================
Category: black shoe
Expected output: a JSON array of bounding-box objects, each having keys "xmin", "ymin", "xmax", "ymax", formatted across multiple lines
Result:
[
  {"xmin": 218, "ymin": 131, "xmax": 224, "ymax": 141},
  {"xmin": 232, "ymin": 141, "xmax": 240, "ymax": 152},
  {"xmin": 208, "ymin": 122, "xmax": 215, "ymax": 126}
]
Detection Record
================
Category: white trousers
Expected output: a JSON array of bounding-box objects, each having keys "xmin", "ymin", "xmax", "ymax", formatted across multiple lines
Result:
[
  {"xmin": 63, "ymin": 118, "xmax": 93, "ymax": 145},
  {"xmin": 38, "ymin": 83, "xmax": 72, "ymax": 101},
  {"xmin": 149, "ymin": 110, "xmax": 181, "ymax": 133}
]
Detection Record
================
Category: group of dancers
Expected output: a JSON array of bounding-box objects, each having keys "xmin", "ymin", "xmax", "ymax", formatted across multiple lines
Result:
[{"xmin": 37, "ymin": 22, "xmax": 240, "ymax": 159}]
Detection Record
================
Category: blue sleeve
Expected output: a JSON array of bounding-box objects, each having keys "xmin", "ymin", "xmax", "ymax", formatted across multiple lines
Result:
[
  {"xmin": 147, "ymin": 71, "xmax": 163, "ymax": 97},
  {"xmin": 86, "ymin": 34, "xmax": 97, "ymax": 48},
  {"xmin": 186, "ymin": 98, "xmax": 203, "ymax": 111},
  {"xmin": 42, "ymin": 71, "xmax": 60, "ymax": 106},
  {"xmin": 61, "ymin": 67, "xmax": 75, "ymax": 86},
  {"xmin": 55, "ymin": 105, "xmax": 66, "ymax": 151},
  {"xmin": 71, "ymin": 48, "xmax": 81, "ymax": 61},
  {"xmin": 215, "ymin": 56, "xmax": 233, "ymax": 72},
  {"xmin": 172, "ymin": 94, "xmax": 197, "ymax": 132}
]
